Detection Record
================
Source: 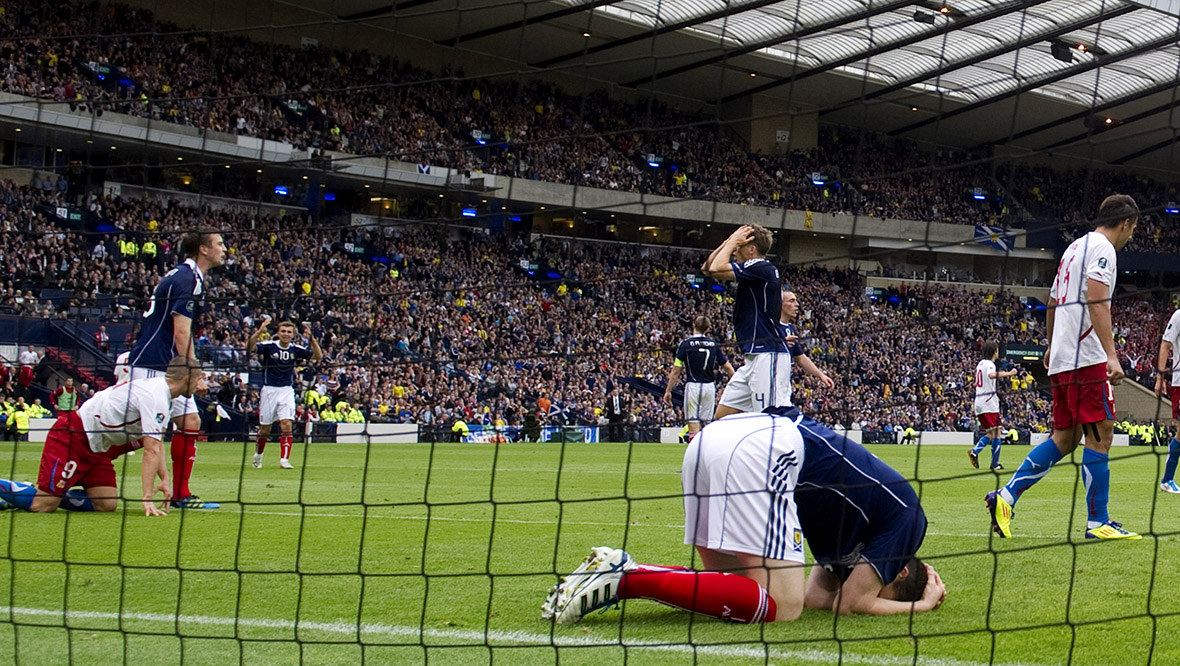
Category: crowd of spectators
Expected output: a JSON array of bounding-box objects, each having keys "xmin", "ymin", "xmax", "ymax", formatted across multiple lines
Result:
[
  {"xmin": 0, "ymin": 0, "xmax": 1079, "ymax": 232},
  {"xmin": 8, "ymin": 173, "xmax": 1142, "ymax": 437},
  {"xmin": 3, "ymin": 0, "xmax": 1179, "ymax": 437}
]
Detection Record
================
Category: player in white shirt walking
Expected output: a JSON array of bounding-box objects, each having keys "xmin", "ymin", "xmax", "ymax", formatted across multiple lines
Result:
[
  {"xmin": 1154, "ymin": 306, "xmax": 1180, "ymax": 493},
  {"xmin": 0, "ymin": 357, "xmax": 205, "ymax": 516},
  {"xmin": 987, "ymin": 194, "xmax": 1139, "ymax": 540},
  {"xmin": 969, "ymin": 342, "xmax": 1017, "ymax": 471}
]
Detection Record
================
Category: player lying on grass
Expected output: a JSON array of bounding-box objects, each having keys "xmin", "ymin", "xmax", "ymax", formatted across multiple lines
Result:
[
  {"xmin": 542, "ymin": 407, "xmax": 945, "ymax": 624},
  {"xmin": 0, "ymin": 357, "xmax": 205, "ymax": 516}
]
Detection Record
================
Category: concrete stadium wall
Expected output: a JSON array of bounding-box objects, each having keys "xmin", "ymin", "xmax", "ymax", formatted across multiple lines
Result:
[
  {"xmin": 1114, "ymin": 378, "xmax": 1172, "ymax": 423},
  {"xmin": 865, "ymin": 276, "xmax": 1048, "ymax": 300},
  {"xmin": 335, "ymin": 423, "xmax": 419, "ymax": 444}
]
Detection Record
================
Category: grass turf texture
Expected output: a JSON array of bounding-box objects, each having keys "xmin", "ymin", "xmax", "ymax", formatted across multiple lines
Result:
[{"xmin": 0, "ymin": 439, "xmax": 1179, "ymax": 665}]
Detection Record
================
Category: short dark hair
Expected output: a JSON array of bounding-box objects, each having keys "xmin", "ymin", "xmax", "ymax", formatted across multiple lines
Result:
[
  {"xmin": 982, "ymin": 341, "xmax": 998, "ymax": 360},
  {"xmin": 181, "ymin": 227, "xmax": 221, "ymax": 259},
  {"xmin": 892, "ymin": 557, "xmax": 928, "ymax": 602},
  {"xmin": 165, "ymin": 356, "xmax": 203, "ymax": 382},
  {"xmin": 1096, "ymin": 194, "xmax": 1139, "ymax": 228},
  {"xmin": 693, "ymin": 316, "xmax": 709, "ymax": 334}
]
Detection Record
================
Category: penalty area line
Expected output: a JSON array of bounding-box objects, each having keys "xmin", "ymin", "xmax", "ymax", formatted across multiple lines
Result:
[{"xmin": 0, "ymin": 605, "xmax": 1039, "ymax": 666}]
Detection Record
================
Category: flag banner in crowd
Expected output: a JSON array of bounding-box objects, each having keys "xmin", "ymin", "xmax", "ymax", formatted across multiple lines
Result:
[{"xmin": 974, "ymin": 225, "xmax": 1013, "ymax": 252}]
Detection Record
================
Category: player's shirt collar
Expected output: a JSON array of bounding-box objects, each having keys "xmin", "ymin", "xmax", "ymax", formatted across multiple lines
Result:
[{"xmin": 184, "ymin": 258, "xmax": 204, "ymax": 282}]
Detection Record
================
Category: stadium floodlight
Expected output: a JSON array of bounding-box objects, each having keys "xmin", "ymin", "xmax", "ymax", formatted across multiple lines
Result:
[{"xmin": 1050, "ymin": 41, "xmax": 1073, "ymax": 63}]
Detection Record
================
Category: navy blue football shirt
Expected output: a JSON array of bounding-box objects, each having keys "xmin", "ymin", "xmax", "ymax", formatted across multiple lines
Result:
[
  {"xmin": 129, "ymin": 259, "xmax": 203, "ymax": 371},
  {"xmin": 730, "ymin": 258, "xmax": 787, "ymax": 354}
]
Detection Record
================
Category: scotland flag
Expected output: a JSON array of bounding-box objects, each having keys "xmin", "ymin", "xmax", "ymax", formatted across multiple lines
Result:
[{"xmin": 975, "ymin": 224, "xmax": 1013, "ymax": 252}]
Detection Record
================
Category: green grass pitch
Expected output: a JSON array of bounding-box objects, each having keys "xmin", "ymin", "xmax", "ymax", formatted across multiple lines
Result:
[{"xmin": 1, "ymin": 438, "xmax": 1180, "ymax": 665}]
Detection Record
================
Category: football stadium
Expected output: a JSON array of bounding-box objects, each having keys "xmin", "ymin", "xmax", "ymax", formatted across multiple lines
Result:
[{"xmin": 2, "ymin": 0, "xmax": 1180, "ymax": 663}]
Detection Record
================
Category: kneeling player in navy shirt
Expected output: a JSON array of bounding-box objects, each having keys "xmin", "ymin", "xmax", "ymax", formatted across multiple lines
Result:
[{"xmin": 543, "ymin": 407, "xmax": 945, "ymax": 624}]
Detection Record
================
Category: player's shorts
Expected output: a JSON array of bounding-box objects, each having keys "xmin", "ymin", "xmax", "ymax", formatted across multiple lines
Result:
[
  {"xmin": 683, "ymin": 382, "xmax": 716, "ymax": 423},
  {"xmin": 719, "ymin": 353, "xmax": 793, "ymax": 413},
  {"xmin": 1050, "ymin": 363, "xmax": 1114, "ymax": 430},
  {"xmin": 1171, "ymin": 386, "xmax": 1180, "ymax": 420},
  {"xmin": 36, "ymin": 412, "xmax": 116, "ymax": 495},
  {"xmin": 976, "ymin": 412, "xmax": 1000, "ymax": 429},
  {"xmin": 130, "ymin": 366, "xmax": 200, "ymax": 418},
  {"xmin": 682, "ymin": 414, "xmax": 806, "ymax": 563},
  {"xmin": 259, "ymin": 385, "xmax": 297, "ymax": 426}
]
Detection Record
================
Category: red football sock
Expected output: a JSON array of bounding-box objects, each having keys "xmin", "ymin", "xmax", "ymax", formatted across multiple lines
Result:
[
  {"xmin": 107, "ymin": 439, "xmax": 144, "ymax": 459},
  {"xmin": 280, "ymin": 435, "xmax": 292, "ymax": 460},
  {"xmin": 172, "ymin": 430, "xmax": 199, "ymax": 499},
  {"xmin": 255, "ymin": 435, "xmax": 268, "ymax": 454},
  {"xmin": 618, "ymin": 569, "xmax": 776, "ymax": 623}
]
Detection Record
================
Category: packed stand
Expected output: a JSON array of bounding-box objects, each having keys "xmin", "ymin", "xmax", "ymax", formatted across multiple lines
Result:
[
  {"xmin": 3, "ymin": 175, "xmax": 1107, "ymax": 439},
  {"xmin": 3, "ymin": 1, "xmax": 1009, "ymax": 229}
]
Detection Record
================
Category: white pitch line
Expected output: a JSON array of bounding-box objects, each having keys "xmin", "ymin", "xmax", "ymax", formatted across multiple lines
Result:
[{"xmin": 0, "ymin": 605, "xmax": 1043, "ymax": 666}]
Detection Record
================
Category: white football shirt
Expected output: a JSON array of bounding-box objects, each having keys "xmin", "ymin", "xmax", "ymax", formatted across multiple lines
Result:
[
  {"xmin": 114, "ymin": 351, "xmax": 130, "ymax": 383},
  {"xmin": 974, "ymin": 359, "xmax": 999, "ymax": 414},
  {"xmin": 1163, "ymin": 308, "xmax": 1180, "ymax": 387},
  {"xmin": 1047, "ymin": 231, "xmax": 1117, "ymax": 376},
  {"xmin": 77, "ymin": 377, "xmax": 173, "ymax": 453}
]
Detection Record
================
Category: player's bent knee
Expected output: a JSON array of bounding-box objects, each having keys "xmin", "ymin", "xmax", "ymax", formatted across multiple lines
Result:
[
  {"xmin": 92, "ymin": 498, "xmax": 118, "ymax": 512},
  {"xmin": 28, "ymin": 494, "xmax": 61, "ymax": 513},
  {"xmin": 734, "ymin": 552, "xmax": 805, "ymax": 622}
]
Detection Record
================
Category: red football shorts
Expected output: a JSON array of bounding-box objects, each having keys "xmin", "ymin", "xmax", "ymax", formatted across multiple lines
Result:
[
  {"xmin": 976, "ymin": 412, "xmax": 1000, "ymax": 429},
  {"xmin": 1050, "ymin": 363, "xmax": 1114, "ymax": 430},
  {"xmin": 1171, "ymin": 386, "xmax": 1180, "ymax": 420},
  {"xmin": 36, "ymin": 413, "xmax": 117, "ymax": 495}
]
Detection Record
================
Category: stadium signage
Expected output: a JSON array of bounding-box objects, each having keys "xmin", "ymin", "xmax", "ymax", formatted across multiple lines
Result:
[
  {"xmin": 54, "ymin": 206, "xmax": 82, "ymax": 223},
  {"xmin": 1004, "ymin": 346, "xmax": 1045, "ymax": 361}
]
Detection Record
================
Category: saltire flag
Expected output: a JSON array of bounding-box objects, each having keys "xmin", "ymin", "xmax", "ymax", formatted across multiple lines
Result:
[{"xmin": 975, "ymin": 225, "xmax": 1013, "ymax": 252}]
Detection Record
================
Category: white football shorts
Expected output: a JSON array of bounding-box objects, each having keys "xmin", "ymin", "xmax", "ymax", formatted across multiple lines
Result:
[
  {"xmin": 259, "ymin": 385, "xmax": 297, "ymax": 426},
  {"xmin": 719, "ymin": 352, "xmax": 793, "ymax": 413},
  {"xmin": 682, "ymin": 413, "xmax": 806, "ymax": 563},
  {"xmin": 683, "ymin": 381, "xmax": 716, "ymax": 423}
]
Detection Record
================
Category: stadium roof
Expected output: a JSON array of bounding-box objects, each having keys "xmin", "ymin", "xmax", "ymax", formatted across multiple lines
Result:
[{"xmin": 285, "ymin": 0, "xmax": 1180, "ymax": 168}]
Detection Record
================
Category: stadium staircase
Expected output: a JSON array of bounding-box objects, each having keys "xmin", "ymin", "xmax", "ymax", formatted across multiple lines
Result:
[
  {"xmin": 43, "ymin": 348, "xmax": 108, "ymax": 391},
  {"xmin": 1114, "ymin": 377, "xmax": 1172, "ymax": 422},
  {"xmin": 46, "ymin": 320, "xmax": 115, "ymax": 390}
]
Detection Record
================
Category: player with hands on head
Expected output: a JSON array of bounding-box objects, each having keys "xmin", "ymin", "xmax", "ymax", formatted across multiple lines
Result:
[
  {"xmin": 663, "ymin": 316, "xmax": 735, "ymax": 436},
  {"xmin": 987, "ymin": 194, "xmax": 1139, "ymax": 540},
  {"xmin": 249, "ymin": 316, "xmax": 323, "ymax": 469},
  {"xmin": 701, "ymin": 224, "xmax": 791, "ymax": 419},
  {"xmin": 0, "ymin": 357, "xmax": 206, "ymax": 516}
]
